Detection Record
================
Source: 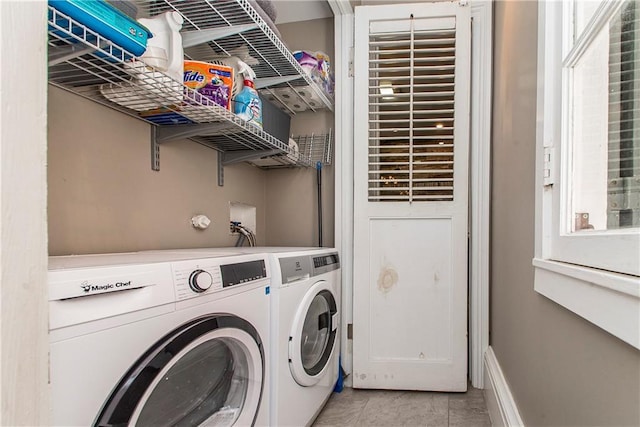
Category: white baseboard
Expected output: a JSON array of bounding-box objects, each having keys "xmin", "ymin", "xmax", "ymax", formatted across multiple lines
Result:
[{"xmin": 483, "ymin": 346, "xmax": 525, "ymax": 427}]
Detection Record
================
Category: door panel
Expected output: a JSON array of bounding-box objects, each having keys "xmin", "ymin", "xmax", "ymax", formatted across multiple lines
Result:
[
  {"xmin": 353, "ymin": 1, "xmax": 470, "ymax": 391},
  {"xmin": 368, "ymin": 218, "xmax": 452, "ymax": 363}
]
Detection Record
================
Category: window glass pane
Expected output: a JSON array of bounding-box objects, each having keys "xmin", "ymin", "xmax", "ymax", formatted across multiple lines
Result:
[{"xmin": 570, "ymin": 0, "xmax": 639, "ymax": 233}]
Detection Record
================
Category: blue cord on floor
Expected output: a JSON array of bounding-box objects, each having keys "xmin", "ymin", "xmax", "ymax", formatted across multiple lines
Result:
[{"xmin": 334, "ymin": 355, "xmax": 344, "ymax": 393}]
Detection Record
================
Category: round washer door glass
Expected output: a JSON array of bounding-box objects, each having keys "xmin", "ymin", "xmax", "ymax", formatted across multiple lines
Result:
[
  {"xmin": 136, "ymin": 337, "xmax": 248, "ymax": 426},
  {"xmin": 301, "ymin": 293, "xmax": 332, "ymax": 371},
  {"xmin": 289, "ymin": 282, "xmax": 338, "ymax": 386},
  {"xmin": 95, "ymin": 315, "xmax": 264, "ymax": 427}
]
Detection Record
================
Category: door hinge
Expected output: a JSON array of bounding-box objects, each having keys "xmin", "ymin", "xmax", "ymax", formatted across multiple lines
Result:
[
  {"xmin": 459, "ymin": 0, "xmax": 469, "ymax": 6},
  {"xmin": 347, "ymin": 323, "xmax": 353, "ymax": 339},
  {"xmin": 543, "ymin": 146, "xmax": 554, "ymax": 187},
  {"xmin": 348, "ymin": 47, "xmax": 354, "ymax": 78}
]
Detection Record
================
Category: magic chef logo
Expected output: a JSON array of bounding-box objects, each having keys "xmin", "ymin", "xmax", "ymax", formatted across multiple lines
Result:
[{"xmin": 80, "ymin": 280, "xmax": 132, "ymax": 293}]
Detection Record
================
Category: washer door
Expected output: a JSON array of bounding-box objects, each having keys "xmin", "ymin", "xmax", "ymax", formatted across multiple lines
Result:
[
  {"xmin": 289, "ymin": 280, "xmax": 338, "ymax": 387},
  {"xmin": 95, "ymin": 315, "xmax": 264, "ymax": 427}
]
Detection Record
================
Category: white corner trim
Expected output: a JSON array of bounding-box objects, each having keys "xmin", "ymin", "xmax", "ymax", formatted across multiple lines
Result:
[
  {"xmin": 469, "ymin": 0, "xmax": 492, "ymax": 389},
  {"xmin": 333, "ymin": 11, "xmax": 355, "ymax": 387},
  {"xmin": 534, "ymin": 259, "xmax": 640, "ymax": 349},
  {"xmin": 0, "ymin": 1, "xmax": 50, "ymax": 424},
  {"xmin": 484, "ymin": 347, "xmax": 525, "ymax": 427},
  {"xmin": 327, "ymin": 0, "xmax": 354, "ymax": 16}
]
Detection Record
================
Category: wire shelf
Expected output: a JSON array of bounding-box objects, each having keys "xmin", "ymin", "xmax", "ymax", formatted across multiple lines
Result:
[
  {"xmin": 136, "ymin": 0, "xmax": 334, "ymax": 114},
  {"xmin": 295, "ymin": 130, "xmax": 333, "ymax": 166},
  {"xmin": 47, "ymin": 5, "xmax": 312, "ymax": 168},
  {"xmin": 247, "ymin": 130, "xmax": 333, "ymax": 169}
]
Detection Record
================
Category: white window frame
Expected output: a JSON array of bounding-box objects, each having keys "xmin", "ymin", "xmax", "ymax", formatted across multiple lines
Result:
[{"xmin": 535, "ymin": 0, "xmax": 640, "ymax": 349}]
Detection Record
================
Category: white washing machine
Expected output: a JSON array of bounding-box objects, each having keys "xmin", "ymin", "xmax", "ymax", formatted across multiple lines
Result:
[
  {"xmin": 156, "ymin": 247, "xmax": 342, "ymax": 426},
  {"xmin": 48, "ymin": 250, "xmax": 271, "ymax": 426}
]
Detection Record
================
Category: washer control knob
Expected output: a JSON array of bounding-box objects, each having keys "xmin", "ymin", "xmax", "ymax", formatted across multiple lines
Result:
[{"xmin": 189, "ymin": 269, "xmax": 213, "ymax": 293}]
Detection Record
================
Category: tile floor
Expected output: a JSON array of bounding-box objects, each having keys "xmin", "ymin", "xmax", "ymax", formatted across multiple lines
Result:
[{"xmin": 312, "ymin": 386, "xmax": 491, "ymax": 427}]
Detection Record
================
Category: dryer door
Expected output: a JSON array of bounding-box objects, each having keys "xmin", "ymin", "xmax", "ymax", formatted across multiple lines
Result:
[
  {"xmin": 289, "ymin": 280, "xmax": 339, "ymax": 387},
  {"xmin": 95, "ymin": 315, "xmax": 264, "ymax": 427}
]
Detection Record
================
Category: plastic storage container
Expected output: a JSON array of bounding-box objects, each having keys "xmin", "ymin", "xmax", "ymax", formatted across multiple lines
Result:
[
  {"xmin": 138, "ymin": 11, "xmax": 184, "ymax": 83},
  {"xmin": 49, "ymin": 0, "xmax": 150, "ymax": 56}
]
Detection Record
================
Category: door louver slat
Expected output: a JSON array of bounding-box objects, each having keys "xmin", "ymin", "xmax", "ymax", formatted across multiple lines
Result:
[
  {"xmin": 369, "ymin": 76, "xmax": 456, "ymax": 83},
  {"xmin": 369, "ymin": 38, "xmax": 456, "ymax": 46},
  {"xmin": 368, "ymin": 20, "xmax": 456, "ymax": 202}
]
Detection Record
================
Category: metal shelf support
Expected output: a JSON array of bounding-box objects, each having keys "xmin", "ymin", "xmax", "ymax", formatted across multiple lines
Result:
[
  {"xmin": 151, "ymin": 126, "xmax": 160, "ymax": 171},
  {"xmin": 218, "ymin": 149, "xmax": 282, "ymax": 186},
  {"xmin": 152, "ymin": 123, "xmax": 245, "ymax": 171},
  {"xmin": 222, "ymin": 149, "xmax": 283, "ymax": 165},
  {"xmin": 182, "ymin": 24, "xmax": 258, "ymax": 47},
  {"xmin": 254, "ymin": 75, "xmax": 302, "ymax": 89},
  {"xmin": 48, "ymin": 43, "xmax": 100, "ymax": 66},
  {"xmin": 154, "ymin": 123, "xmax": 237, "ymax": 144}
]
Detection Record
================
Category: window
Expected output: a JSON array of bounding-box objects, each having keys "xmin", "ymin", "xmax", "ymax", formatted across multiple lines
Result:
[{"xmin": 535, "ymin": 0, "xmax": 640, "ymax": 349}]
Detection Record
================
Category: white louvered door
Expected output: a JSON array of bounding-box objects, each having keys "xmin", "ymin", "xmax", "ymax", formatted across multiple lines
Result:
[{"xmin": 353, "ymin": 2, "xmax": 471, "ymax": 391}]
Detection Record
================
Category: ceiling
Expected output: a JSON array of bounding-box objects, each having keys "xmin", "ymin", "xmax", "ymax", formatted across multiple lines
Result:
[{"xmin": 273, "ymin": 0, "xmax": 334, "ymax": 24}]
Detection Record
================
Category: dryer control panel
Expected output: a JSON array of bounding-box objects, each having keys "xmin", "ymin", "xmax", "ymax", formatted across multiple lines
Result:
[
  {"xmin": 279, "ymin": 252, "xmax": 340, "ymax": 284},
  {"xmin": 312, "ymin": 253, "xmax": 340, "ymax": 275}
]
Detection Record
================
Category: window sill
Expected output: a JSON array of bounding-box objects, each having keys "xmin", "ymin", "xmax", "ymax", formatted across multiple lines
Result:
[{"xmin": 533, "ymin": 258, "xmax": 640, "ymax": 349}]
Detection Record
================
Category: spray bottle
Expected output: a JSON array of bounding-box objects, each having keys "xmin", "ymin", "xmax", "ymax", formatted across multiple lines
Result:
[{"xmin": 233, "ymin": 61, "xmax": 263, "ymax": 128}]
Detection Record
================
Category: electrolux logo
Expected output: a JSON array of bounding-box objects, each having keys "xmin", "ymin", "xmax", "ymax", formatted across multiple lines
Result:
[{"xmin": 80, "ymin": 280, "xmax": 132, "ymax": 293}]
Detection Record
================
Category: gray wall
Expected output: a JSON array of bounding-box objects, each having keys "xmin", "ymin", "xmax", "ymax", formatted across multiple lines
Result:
[
  {"xmin": 48, "ymin": 86, "xmax": 268, "ymax": 255},
  {"xmin": 491, "ymin": 1, "xmax": 640, "ymax": 426},
  {"xmin": 265, "ymin": 113, "xmax": 335, "ymax": 247},
  {"xmin": 267, "ymin": 17, "xmax": 335, "ymax": 247}
]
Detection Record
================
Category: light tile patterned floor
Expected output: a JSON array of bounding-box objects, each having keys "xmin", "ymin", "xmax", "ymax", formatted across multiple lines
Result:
[{"xmin": 312, "ymin": 386, "xmax": 491, "ymax": 427}]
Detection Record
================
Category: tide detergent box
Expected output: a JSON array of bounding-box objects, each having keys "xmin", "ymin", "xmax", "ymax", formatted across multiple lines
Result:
[{"xmin": 183, "ymin": 61, "xmax": 234, "ymax": 110}]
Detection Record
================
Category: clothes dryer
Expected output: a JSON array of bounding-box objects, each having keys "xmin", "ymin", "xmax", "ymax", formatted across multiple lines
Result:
[
  {"xmin": 266, "ymin": 248, "xmax": 341, "ymax": 427},
  {"xmin": 49, "ymin": 251, "xmax": 271, "ymax": 426}
]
